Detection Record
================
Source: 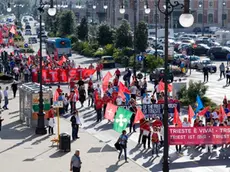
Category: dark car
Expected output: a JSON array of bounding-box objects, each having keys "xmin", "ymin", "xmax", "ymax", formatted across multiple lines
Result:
[
  {"xmin": 25, "ymin": 25, "xmax": 31, "ymax": 30},
  {"xmin": 207, "ymin": 46, "xmax": 230, "ymax": 60},
  {"xmin": 193, "ymin": 27, "xmax": 201, "ymax": 33},
  {"xmin": 28, "ymin": 37, "xmax": 37, "ymax": 44},
  {"xmin": 149, "ymin": 67, "xmax": 174, "ymax": 83},
  {"xmin": 186, "ymin": 44, "xmax": 210, "ymax": 56}
]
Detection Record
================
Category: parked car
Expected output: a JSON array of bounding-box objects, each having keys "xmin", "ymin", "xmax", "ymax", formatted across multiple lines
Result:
[
  {"xmin": 147, "ymin": 49, "xmax": 164, "ymax": 57},
  {"xmin": 185, "ymin": 44, "xmax": 210, "ymax": 56},
  {"xmin": 101, "ymin": 56, "xmax": 115, "ymax": 68},
  {"xmin": 25, "ymin": 29, "xmax": 32, "ymax": 35},
  {"xmin": 28, "ymin": 37, "xmax": 37, "ymax": 44},
  {"xmin": 195, "ymin": 58, "xmax": 217, "ymax": 73},
  {"xmin": 207, "ymin": 46, "xmax": 230, "ymax": 60},
  {"xmin": 149, "ymin": 67, "xmax": 174, "ymax": 83},
  {"xmin": 25, "ymin": 25, "xmax": 31, "ymax": 30}
]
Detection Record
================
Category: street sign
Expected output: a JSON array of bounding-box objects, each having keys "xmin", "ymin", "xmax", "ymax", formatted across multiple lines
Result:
[
  {"xmin": 24, "ymin": 43, "xmax": 28, "ymax": 48},
  {"xmin": 136, "ymin": 55, "xmax": 144, "ymax": 61},
  {"xmin": 53, "ymin": 101, "xmax": 63, "ymax": 108}
]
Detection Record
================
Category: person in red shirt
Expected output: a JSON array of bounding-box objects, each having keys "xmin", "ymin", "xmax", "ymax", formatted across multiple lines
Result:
[
  {"xmin": 88, "ymin": 63, "xmax": 94, "ymax": 69},
  {"xmin": 115, "ymin": 68, "xmax": 121, "ymax": 79},
  {"xmin": 113, "ymin": 77, "xmax": 119, "ymax": 87},
  {"xmin": 138, "ymin": 119, "xmax": 146, "ymax": 144},
  {"xmin": 141, "ymin": 121, "xmax": 151, "ymax": 149},
  {"xmin": 111, "ymin": 91, "xmax": 118, "ymax": 104},
  {"xmin": 47, "ymin": 106, "xmax": 55, "ymax": 118},
  {"xmin": 152, "ymin": 117, "xmax": 163, "ymax": 128},
  {"xmin": 56, "ymin": 85, "xmax": 63, "ymax": 96},
  {"xmin": 102, "ymin": 93, "xmax": 111, "ymax": 116},
  {"xmin": 152, "ymin": 126, "xmax": 160, "ymax": 156},
  {"xmin": 96, "ymin": 63, "xmax": 101, "ymax": 81},
  {"xmin": 95, "ymin": 95, "xmax": 103, "ymax": 122},
  {"xmin": 88, "ymin": 78, "xmax": 93, "ymax": 89},
  {"xmin": 69, "ymin": 79, "xmax": 75, "ymax": 91}
]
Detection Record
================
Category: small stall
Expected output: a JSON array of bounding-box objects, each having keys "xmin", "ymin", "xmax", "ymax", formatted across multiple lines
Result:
[{"xmin": 19, "ymin": 82, "xmax": 51, "ymax": 128}]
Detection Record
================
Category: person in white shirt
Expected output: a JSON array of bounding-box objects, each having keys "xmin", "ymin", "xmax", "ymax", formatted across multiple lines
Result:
[
  {"xmin": 70, "ymin": 111, "xmax": 82, "ymax": 140},
  {"xmin": 142, "ymin": 94, "xmax": 151, "ymax": 104},
  {"xmin": 96, "ymin": 84, "xmax": 102, "ymax": 96},
  {"xmin": 116, "ymin": 96, "xmax": 123, "ymax": 106},
  {"xmin": 130, "ymin": 83, "xmax": 137, "ymax": 100},
  {"xmin": 182, "ymin": 117, "xmax": 190, "ymax": 127},
  {"xmin": 2, "ymin": 86, "xmax": 8, "ymax": 110}
]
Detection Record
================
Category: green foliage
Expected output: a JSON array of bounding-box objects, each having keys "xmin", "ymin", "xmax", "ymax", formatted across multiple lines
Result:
[
  {"xmin": 19, "ymin": 48, "xmax": 34, "ymax": 53},
  {"xmin": 68, "ymin": 34, "xmax": 78, "ymax": 43},
  {"xmin": 135, "ymin": 21, "xmax": 148, "ymax": 52},
  {"xmin": 122, "ymin": 47, "xmax": 134, "ymax": 57},
  {"xmin": 94, "ymin": 49, "xmax": 105, "ymax": 58},
  {"xmin": 104, "ymin": 44, "xmax": 114, "ymax": 56},
  {"xmin": 115, "ymin": 20, "xmax": 133, "ymax": 48},
  {"xmin": 97, "ymin": 23, "xmax": 114, "ymax": 46},
  {"xmin": 77, "ymin": 17, "xmax": 88, "ymax": 41},
  {"xmin": 88, "ymin": 25, "xmax": 98, "ymax": 44},
  {"xmin": 113, "ymin": 48, "xmax": 123, "ymax": 63},
  {"xmin": 177, "ymin": 80, "xmax": 215, "ymax": 107},
  {"xmin": 145, "ymin": 55, "xmax": 164, "ymax": 71},
  {"xmin": 57, "ymin": 10, "xmax": 77, "ymax": 36}
]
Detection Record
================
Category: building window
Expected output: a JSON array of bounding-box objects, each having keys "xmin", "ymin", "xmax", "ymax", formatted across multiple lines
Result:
[
  {"xmin": 154, "ymin": 14, "xmax": 159, "ymax": 23},
  {"xmin": 208, "ymin": 13, "xmax": 213, "ymax": 23},
  {"xmin": 209, "ymin": 0, "xmax": 213, "ymax": 7},
  {"xmin": 124, "ymin": 14, "xmax": 129, "ymax": 21},
  {"xmin": 197, "ymin": 13, "xmax": 203, "ymax": 23},
  {"xmin": 144, "ymin": 15, "xmax": 149, "ymax": 23}
]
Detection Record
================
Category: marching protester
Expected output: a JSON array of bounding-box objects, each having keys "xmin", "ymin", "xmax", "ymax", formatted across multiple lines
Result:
[
  {"xmin": 129, "ymin": 100, "xmax": 137, "ymax": 133},
  {"xmin": 117, "ymin": 130, "xmax": 128, "ymax": 163},
  {"xmin": 79, "ymin": 86, "xmax": 86, "ymax": 108},
  {"xmin": 11, "ymin": 80, "xmax": 18, "ymax": 98},
  {"xmin": 141, "ymin": 121, "xmax": 151, "ymax": 149},
  {"xmin": 95, "ymin": 95, "xmax": 103, "ymax": 122},
  {"xmin": 151, "ymin": 126, "xmax": 160, "ymax": 157},
  {"xmin": 2, "ymin": 86, "xmax": 9, "ymax": 110}
]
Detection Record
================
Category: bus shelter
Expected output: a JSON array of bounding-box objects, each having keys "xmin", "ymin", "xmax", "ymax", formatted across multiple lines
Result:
[{"xmin": 19, "ymin": 82, "xmax": 51, "ymax": 128}]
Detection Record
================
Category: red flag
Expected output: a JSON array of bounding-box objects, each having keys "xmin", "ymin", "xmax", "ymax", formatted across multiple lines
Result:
[
  {"xmin": 173, "ymin": 107, "xmax": 182, "ymax": 126},
  {"xmin": 118, "ymin": 90, "xmax": 125, "ymax": 100},
  {"xmin": 134, "ymin": 108, "xmax": 145, "ymax": 124},
  {"xmin": 159, "ymin": 80, "xmax": 172, "ymax": 92},
  {"xmin": 82, "ymin": 69, "xmax": 96, "ymax": 79},
  {"xmin": 27, "ymin": 56, "xmax": 32, "ymax": 66},
  {"xmin": 102, "ymin": 72, "xmax": 112, "ymax": 92},
  {"xmin": 219, "ymin": 105, "xmax": 226, "ymax": 123},
  {"xmin": 188, "ymin": 105, "xmax": 195, "ymax": 123},
  {"xmin": 9, "ymin": 26, "xmax": 16, "ymax": 35},
  {"xmin": 104, "ymin": 103, "xmax": 118, "ymax": 120},
  {"xmin": 198, "ymin": 106, "xmax": 210, "ymax": 116},
  {"xmin": 74, "ymin": 88, "xmax": 79, "ymax": 101},
  {"xmin": 53, "ymin": 90, "xmax": 59, "ymax": 102},
  {"xmin": 119, "ymin": 82, "xmax": 131, "ymax": 94},
  {"xmin": 58, "ymin": 56, "xmax": 67, "ymax": 66}
]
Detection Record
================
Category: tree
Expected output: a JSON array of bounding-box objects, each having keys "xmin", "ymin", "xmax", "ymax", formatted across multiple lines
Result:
[
  {"xmin": 77, "ymin": 17, "xmax": 88, "ymax": 41},
  {"xmin": 135, "ymin": 21, "xmax": 148, "ymax": 52},
  {"xmin": 115, "ymin": 19, "xmax": 133, "ymax": 48},
  {"xmin": 57, "ymin": 10, "xmax": 77, "ymax": 36},
  {"xmin": 97, "ymin": 23, "xmax": 113, "ymax": 46},
  {"xmin": 177, "ymin": 80, "xmax": 214, "ymax": 107},
  {"xmin": 145, "ymin": 54, "xmax": 164, "ymax": 71}
]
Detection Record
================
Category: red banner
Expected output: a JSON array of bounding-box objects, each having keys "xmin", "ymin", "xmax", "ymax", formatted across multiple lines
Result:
[
  {"xmin": 32, "ymin": 68, "xmax": 95, "ymax": 83},
  {"xmin": 169, "ymin": 127, "xmax": 230, "ymax": 145}
]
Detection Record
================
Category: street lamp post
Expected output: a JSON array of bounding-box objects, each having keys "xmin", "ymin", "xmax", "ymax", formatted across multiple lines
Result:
[
  {"xmin": 92, "ymin": 4, "xmax": 96, "ymax": 24},
  {"xmin": 35, "ymin": 0, "xmax": 56, "ymax": 135},
  {"xmin": 103, "ymin": 3, "xmax": 108, "ymax": 22},
  {"xmin": 199, "ymin": 0, "xmax": 204, "ymax": 36},
  {"xmin": 157, "ymin": 0, "xmax": 194, "ymax": 171},
  {"xmin": 222, "ymin": 1, "xmax": 226, "ymax": 27}
]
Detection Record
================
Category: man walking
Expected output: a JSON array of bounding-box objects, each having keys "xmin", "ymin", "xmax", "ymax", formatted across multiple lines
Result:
[
  {"xmin": 203, "ymin": 66, "xmax": 209, "ymax": 83},
  {"xmin": 2, "ymin": 86, "xmax": 9, "ymax": 110},
  {"xmin": 70, "ymin": 150, "xmax": 82, "ymax": 172},
  {"xmin": 219, "ymin": 62, "xmax": 225, "ymax": 79},
  {"xmin": 11, "ymin": 80, "xmax": 18, "ymax": 98}
]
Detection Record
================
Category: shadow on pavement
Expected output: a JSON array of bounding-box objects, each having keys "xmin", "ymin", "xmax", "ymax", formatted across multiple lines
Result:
[
  {"xmin": 23, "ymin": 147, "xmax": 54, "ymax": 161},
  {"xmin": 49, "ymin": 150, "xmax": 70, "ymax": 158},
  {"xmin": 106, "ymin": 161, "xmax": 126, "ymax": 172},
  {"xmin": 0, "ymin": 120, "xmax": 34, "ymax": 140},
  {"xmin": 87, "ymin": 144, "xmax": 116, "ymax": 153},
  {"xmin": 9, "ymin": 110, "xmax": 19, "ymax": 115},
  {"xmin": 31, "ymin": 135, "xmax": 51, "ymax": 145},
  {"xmin": 79, "ymin": 59, "xmax": 99, "ymax": 65}
]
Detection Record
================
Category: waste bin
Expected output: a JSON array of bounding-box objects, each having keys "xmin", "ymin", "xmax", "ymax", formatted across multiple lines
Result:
[{"xmin": 59, "ymin": 133, "xmax": 71, "ymax": 152}]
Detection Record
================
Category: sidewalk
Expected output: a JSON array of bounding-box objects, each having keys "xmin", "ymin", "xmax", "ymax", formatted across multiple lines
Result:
[{"xmin": 0, "ymin": 85, "xmax": 146, "ymax": 172}]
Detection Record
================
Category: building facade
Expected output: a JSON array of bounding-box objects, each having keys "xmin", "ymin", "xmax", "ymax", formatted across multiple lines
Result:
[{"xmin": 56, "ymin": 0, "xmax": 230, "ymax": 29}]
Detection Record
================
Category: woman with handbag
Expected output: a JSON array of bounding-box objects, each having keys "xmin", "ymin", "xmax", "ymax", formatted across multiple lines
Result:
[{"xmin": 117, "ymin": 130, "xmax": 128, "ymax": 163}]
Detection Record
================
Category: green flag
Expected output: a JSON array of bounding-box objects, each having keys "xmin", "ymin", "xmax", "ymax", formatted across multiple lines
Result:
[{"xmin": 113, "ymin": 107, "xmax": 133, "ymax": 133}]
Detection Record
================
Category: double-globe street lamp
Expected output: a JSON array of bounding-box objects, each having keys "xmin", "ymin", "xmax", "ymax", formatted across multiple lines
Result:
[
  {"xmin": 121, "ymin": 0, "xmax": 194, "ymax": 171},
  {"xmin": 35, "ymin": 0, "xmax": 56, "ymax": 135},
  {"xmin": 198, "ymin": 0, "xmax": 205, "ymax": 36},
  {"xmin": 158, "ymin": 0, "xmax": 194, "ymax": 171}
]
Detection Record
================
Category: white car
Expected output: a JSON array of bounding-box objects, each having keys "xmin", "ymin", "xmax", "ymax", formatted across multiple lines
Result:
[{"xmin": 195, "ymin": 58, "xmax": 217, "ymax": 73}]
